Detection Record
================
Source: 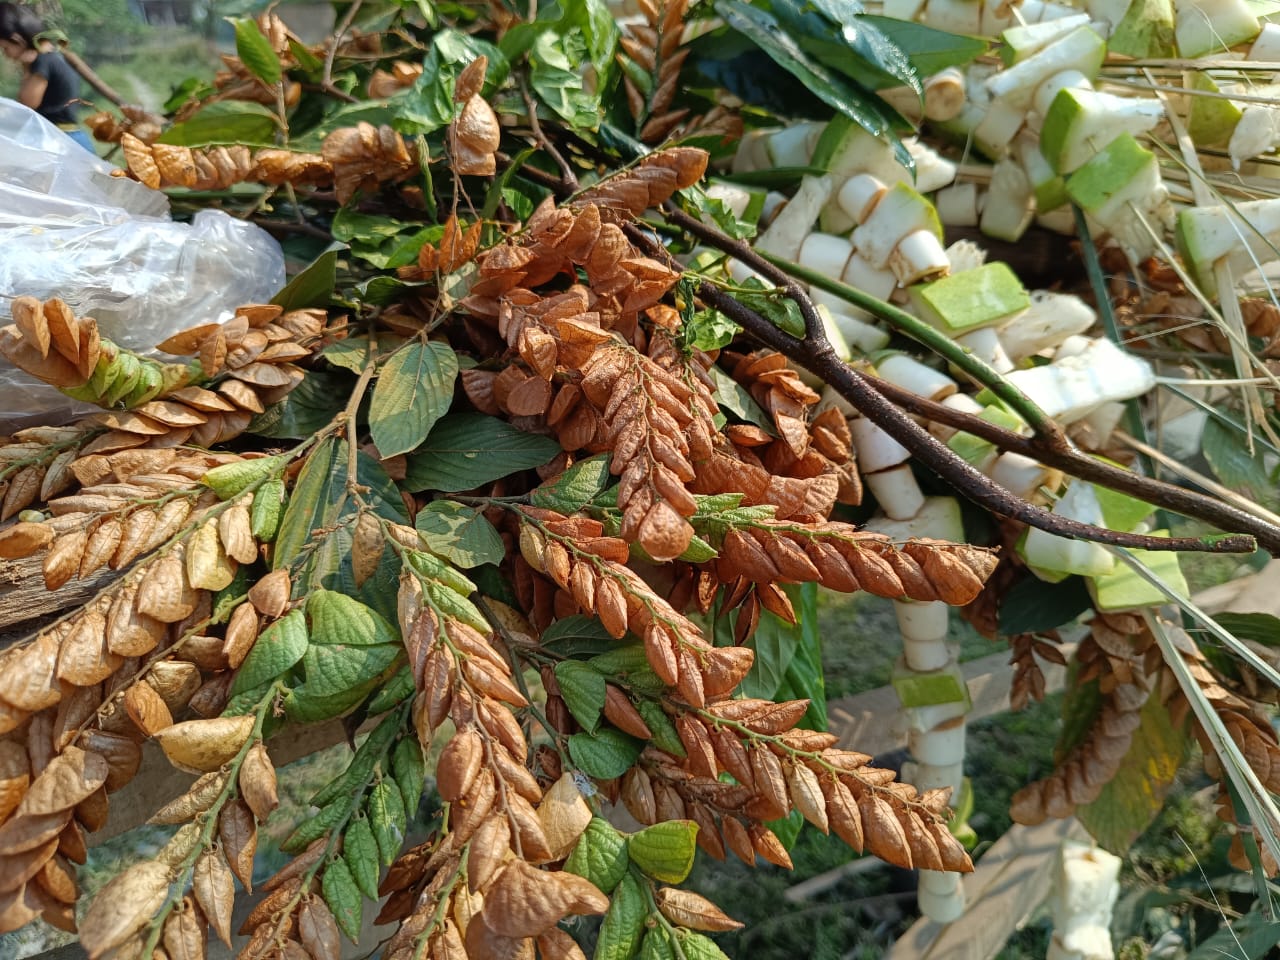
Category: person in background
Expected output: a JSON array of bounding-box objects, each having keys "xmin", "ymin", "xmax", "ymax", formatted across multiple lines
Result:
[{"xmin": 0, "ymin": 3, "xmax": 94, "ymax": 152}]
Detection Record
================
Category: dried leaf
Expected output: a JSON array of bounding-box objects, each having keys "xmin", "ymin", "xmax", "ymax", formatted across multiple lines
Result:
[
  {"xmin": 79, "ymin": 860, "xmax": 172, "ymax": 958},
  {"xmin": 154, "ymin": 717, "xmax": 255, "ymax": 774},
  {"xmin": 482, "ymin": 858, "xmax": 608, "ymax": 938},
  {"xmin": 239, "ymin": 743, "xmax": 279, "ymax": 822},
  {"xmin": 193, "ymin": 848, "xmax": 235, "ymax": 946},
  {"xmin": 654, "ymin": 888, "xmax": 743, "ymax": 932},
  {"xmin": 218, "ymin": 799, "xmax": 257, "ymax": 892},
  {"xmin": 125, "ymin": 681, "xmax": 175, "ymax": 737},
  {"xmin": 300, "ymin": 895, "xmax": 342, "ymax": 960}
]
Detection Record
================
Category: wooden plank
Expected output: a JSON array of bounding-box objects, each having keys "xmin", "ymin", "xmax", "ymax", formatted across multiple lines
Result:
[
  {"xmin": 886, "ymin": 818, "xmax": 1089, "ymax": 960},
  {"xmin": 91, "ymin": 718, "xmax": 359, "ymax": 845},
  {"xmin": 0, "ymin": 553, "xmax": 117, "ymax": 638}
]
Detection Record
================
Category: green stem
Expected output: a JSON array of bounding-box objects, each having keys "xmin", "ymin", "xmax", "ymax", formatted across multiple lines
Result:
[{"xmin": 754, "ymin": 250, "xmax": 1064, "ymax": 442}]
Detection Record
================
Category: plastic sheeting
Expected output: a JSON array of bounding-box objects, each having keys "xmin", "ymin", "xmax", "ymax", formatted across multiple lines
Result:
[{"xmin": 0, "ymin": 98, "xmax": 286, "ymax": 428}]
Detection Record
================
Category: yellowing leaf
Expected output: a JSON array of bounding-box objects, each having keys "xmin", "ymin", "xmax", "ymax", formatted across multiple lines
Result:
[{"xmin": 154, "ymin": 716, "xmax": 255, "ymax": 774}]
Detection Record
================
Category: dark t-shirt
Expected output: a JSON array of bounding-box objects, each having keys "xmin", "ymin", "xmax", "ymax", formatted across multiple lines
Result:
[{"xmin": 29, "ymin": 51, "xmax": 80, "ymax": 125}]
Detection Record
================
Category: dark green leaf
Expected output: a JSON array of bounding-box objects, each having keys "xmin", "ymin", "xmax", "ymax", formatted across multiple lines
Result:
[
  {"xmin": 392, "ymin": 738, "xmax": 426, "ymax": 815},
  {"xmin": 1203, "ymin": 411, "xmax": 1270, "ymax": 496},
  {"xmin": 716, "ymin": 1, "xmax": 902, "ymax": 147},
  {"xmin": 628, "ymin": 820, "xmax": 699, "ymax": 883},
  {"xmin": 367, "ymin": 666, "xmax": 416, "ymax": 714},
  {"xmin": 682, "ymin": 309, "xmax": 741, "ymax": 352},
  {"xmin": 736, "ymin": 608, "xmax": 801, "ymax": 701},
  {"xmin": 541, "ymin": 615, "xmax": 617, "ymax": 657},
  {"xmin": 673, "ymin": 931, "xmax": 731, "ymax": 960},
  {"xmin": 367, "ymin": 779, "xmax": 408, "ymax": 865},
  {"xmin": 321, "ymin": 859, "xmax": 363, "ymax": 942},
  {"xmin": 564, "ymin": 817, "xmax": 630, "ymax": 894},
  {"xmin": 369, "ymin": 341, "xmax": 459, "ymax": 457},
  {"xmin": 331, "ymin": 209, "xmax": 408, "ymax": 244},
  {"xmin": 568, "ymin": 728, "xmax": 643, "ymax": 779},
  {"xmin": 636, "ymin": 701, "xmax": 685, "ymax": 757},
  {"xmin": 735, "ymin": 278, "xmax": 806, "ymax": 338},
  {"xmin": 710, "ymin": 368, "xmax": 775, "ymax": 431},
  {"xmin": 274, "ymin": 439, "xmax": 408, "ymax": 622},
  {"xmin": 343, "ymin": 816, "xmax": 381, "ymax": 899},
  {"xmin": 271, "ymin": 245, "xmax": 341, "ymax": 311},
  {"xmin": 415, "ymin": 501, "xmax": 505, "ymax": 568},
  {"xmin": 555, "ymin": 661, "xmax": 608, "ymax": 734},
  {"xmin": 594, "ymin": 871, "xmax": 647, "ymax": 960},
  {"xmin": 156, "ymin": 100, "xmax": 278, "ymax": 147},
  {"xmin": 250, "ymin": 370, "xmax": 349, "ymax": 439},
  {"xmin": 639, "ymin": 928, "xmax": 677, "ymax": 960},
  {"xmin": 1185, "ymin": 905, "xmax": 1280, "ymax": 959},
  {"xmin": 773, "ymin": 2, "xmax": 920, "ymax": 95},
  {"xmin": 999, "ymin": 576, "xmax": 1093, "ymax": 635},
  {"xmin": 231, "ymin": 609, "xmax": 308, "ymax": 695},
  {"xmin": 301, "ymin": 642, "xmax": 401, "ymax": 698},
  {"xmin": 309, "ymin": 589, "xmax": 399, "ymax": 646},
  {"xmin": 404, "ymin": 414, "xmax": 561, "ymax": 492},
  {"xmin": 857, "ymin": 15, "xmax": 988, "ymax": 75},
  {"xmin": 1214, "ymin": 612, "xmax": 1280, "ymax": 648},
  {"xmin": 776, "ymin": 583, "xmax": 826, "ymax": 729},
  {"xmin": 284, "ymin": 679, "xmax": 379, "ymax": 723},
  {"xmin": 530, "ymin": 454, "xmax": 612, "ymax": 513},
  {"xmin": 230, "ymin": 17, "xmax": 282, "ymax": 85},
  {"xmin": 282, "ymin": 800, "xmax": 344, "ymax": 853},
  {"xmin": 720, "ymin": 166, "xmax": 829, "ymax": 189},
  {"xmin": 289, "ymin": 38, "xmax": 324, "ymax": 77},
  {"xmin": 311, "ymin": 713, "xmax": 401, "ymax": 807}
]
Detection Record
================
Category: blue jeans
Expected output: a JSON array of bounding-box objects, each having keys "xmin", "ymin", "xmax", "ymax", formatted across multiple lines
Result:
[{"xmin": 63, "ymin": 128, "xmax": 96, "ymax": 153}]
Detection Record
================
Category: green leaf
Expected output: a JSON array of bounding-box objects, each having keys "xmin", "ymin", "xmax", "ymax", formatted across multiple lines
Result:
[
  {"xmin": 312, "ymin": 713, "xmax": 401, "ymax": 807},
  {"xmin": 1214, "ymin": 612, "xmax": 1280, "ymax": 648},
  {"xmin": 282, "ymin": 800, "xmax": 344, "ymax": 853},
  {"xmin": 710, "ymin": 368, "xmax": 775, "ymax": 432},
  {"xmin": 530, "ymin": 30, "xmax": 600, "ymax": 128},
  {"xmin": 735, "ymin": 278, "xmax": 806, "ymax": 338},
  {"xmin": 555, "ymin": 661, "xmax": 608, "ymax": 733},
  {"xmin": 682, "ymin": 309, "xmax": 742, "ymax": 353},
  {"xmin": 250, "ymin": 478, "xmax": 287, "ymax": 543},
  {"xmin": 343, "ymin": 817, "xmax": 381, "ymax": 899},
  {"xmin": 1074, "ymin": 680, "xmax": 1191, "ymax": 853},
  {"xmin": 404, "ymin": 414, "xmax": 561, "ymax": 492},
  {"xmin": 568, "ymin": 728, "xmax": 644, "ymax": 779},
  {"xmin": 322, "ymin": 859, "xmax": 364, "ymax": 942},
  {"xmin": 331, "ymin": 209, "xmax": 409, "ymax": 243},
  {"xmin": 394, "ymin": 30, "xmax": 508, "ymax": 134},
  {"xmin": 301, "ymin": 641, "xmax": 401, "ymax": 698},
  {"xmin": 542, "ymin": 615, "xmax": 617, "ymax": 657},
  {"xmin": 392, "ymin": 738, "xmax": 426, "ymax": 815},
  {"xmin": 857, "ymin": 15, "xmax": 988, "ymax": 76},
  {"xmin": 638, "ymin": 928, "xmax": 676, "ymax": 960},
  {"xmin": 627, "ymin": 820, "xmax": 699, "ymax": 883},
  {"xmin": 289, "ymin": 38, "xmax": 324, "ymax": 77},
  {"xmin": 1185, "ymin": 905, "xmax": 1280, "ymax": 959},
  {"xmin": 736, "ymin": 609, "xmax": 801, "ymax": 701},
  {"xmin": 284, "ymin": 679, "xmax": 378, "ymax": 723},
  {"xmin": 272, "ymin": 245, "xmax": 341, "ymax": 311},
  {"xmin": 775, "ymin": 583, "xmax": 826, "ymax": 729},
  {"xmin": 998, "ymin": 576, "xmax": 1093, "ymax": 635},
  {"xmin": 531, "ymin": 454, "xmax": 613, "ymax": 514},
  {"xmin": 716, "ymin": 1, "xmax": 904, "ymax": 151},
  {"xmin": 594, "ymin": 871, "xmax": 647, "ymax": 960},
  {"xmin": 321, "ymin": 336, "xmax": 379, "ymax": 374},
  {"xmin": 250, "ymin": 370, "xmax": 349, "ymax": 439},
  {"xmin": 673, "ymin": 931, "xmax": 731, "ymax": 960},
  {"xmin": 565, "ymin": 817, "xmax": 630, "ymax": 894},
  {"xmin": 230, "ymin": 17, "xmax": 282, "ymax": 85},
  {"xmin": 231, "ymin": 609, "xmax": 308, "ymax": 695},
  {"xmin": 155, "ymin": 100, "xmax": 278, "ymax": 146},
  {"xmin": 309, "ymin": 590, "xmax": 400, "ymax": 646},
  {"xmin": 1203, "ymin": 412, "xmax": 1271, "ymax": 496},
  {"xmin": 368, "ymin": 779, "xmax": 408, "ymax": 865},
  {"xmin": 367, "ymin": 666, "xmax": 416, "ymax": 714},
  {"xmin": 415, "ymin": 501, "xmax": 505, "ymax": 568},
  {"xmin": 369, "ymin": 341, "xmax": 459, "ymax": 458},
  {"xmin": 566, "ymin": 0, "xmax": 619, "ymax": 74},
  {"xmin": 773, "ymin": 3, "xmax": 920, "ymax": 96},
  {"xmin": 636, "ymin": 701, "xmax": 685, "ymax": 757}
]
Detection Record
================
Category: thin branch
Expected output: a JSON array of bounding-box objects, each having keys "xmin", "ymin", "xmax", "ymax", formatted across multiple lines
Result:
[
  {"xmin": 519, "ymin": 77, "xmax": 578, "ymax": 191},
  {"xmin": 665, "ymin": 203, "xmax": 1069, "ymax": 447},
  {"xmin": 861, "ymin": 374, "xmax": 1280, "ymax": 547},
  {"xmin": 322, "ymin": 0, "xmax": 365, "ymax": 104}
]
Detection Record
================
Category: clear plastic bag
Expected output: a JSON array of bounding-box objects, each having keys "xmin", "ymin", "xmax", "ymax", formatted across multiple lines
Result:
[{"xmin": 0, "ymin": 99, "xmax": 287, "ymax": 428}]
